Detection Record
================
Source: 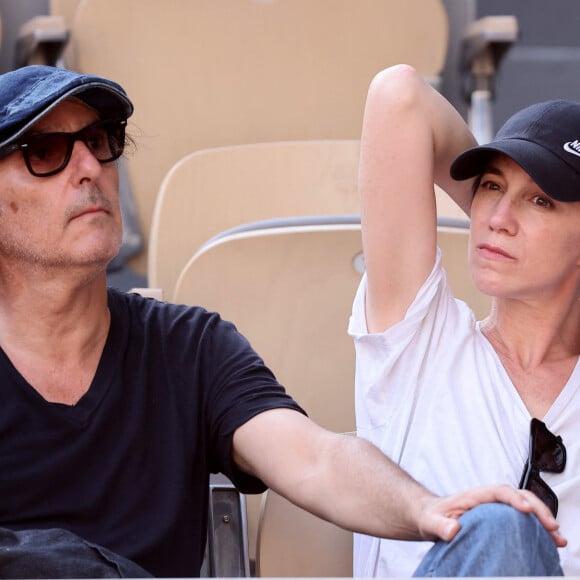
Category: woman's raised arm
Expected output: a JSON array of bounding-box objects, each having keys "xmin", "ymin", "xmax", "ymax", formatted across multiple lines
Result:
[{"xmin": 359, "ymin": 64, "xmax": 478, "ymax": 333}]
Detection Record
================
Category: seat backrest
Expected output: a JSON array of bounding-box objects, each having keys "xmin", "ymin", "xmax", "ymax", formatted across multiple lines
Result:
[
  {"xmin": 50, "ymin": 0, "xmax": 82, "ymax": 26},
  {"xmin": 150, "ymin": 140, "xmax": 361, "ymax": 297},
  {"xmin": 174, "ymin": 220, "xmax": 363, "ymax": 565},
  {"xmin": 68, "ymin": 0, "xmax": 449, "ymax": 276},
  {"xmin": 149, "ymin": 139, "xmax": 467, "ymax": 298},
  {"xmin": 172, "ymin": 216, "xmax": 489, "ymax": 569},
  {"xmin": 172, "ymin": 217, "xmax": 489, "ymax": 432},
  {"xmin": 256, "ymin": 488, "xmax": 352, "ymax": 578},
  {"xmin": 48, "ymin": 0, "xmax": 82, "ymax": 66},
  {"xmin": 174, "ymin": 220, "xmax": 363, "ymax": 432}
]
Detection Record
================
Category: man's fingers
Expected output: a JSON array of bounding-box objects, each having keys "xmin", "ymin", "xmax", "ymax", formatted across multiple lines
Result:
[
  {"xmin": 418, "ymin": 511, "xmax": 461, "ymax": 543},
  {"xmin": 440, "ymin": 518, "xmax": 461, "ymax": 542},
  {"xmin": 419, "ymin": 485, "xmax": 567, "ymax": 547},
  {"xmin": 472, "ymin": 487, "xmax": 567, "ymax": 547}
]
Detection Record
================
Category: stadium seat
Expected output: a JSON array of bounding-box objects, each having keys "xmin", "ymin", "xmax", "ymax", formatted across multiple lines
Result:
[
  {"xmin": 172, "ymin": 216, "xmax": 487, "ymax": 434},
  {"xmin": 170, "ymin": 215, "xmax": 489, "ymax": 568},
  {"xmin": 256, "ymin": 487, "xmax": 352, "ymax": 577},
  {"xmin": 173, "ymin": 217, "xmax": 364, "ymax": 567},
  {"xmin": 14, "ymin": 14, "xmax": 68, "ymax": 68},
  {"xmin": 148, "ymin": 139, "xmax": 467, "ymax": 299},
  {"xmin": 58, "ymin": 0, "xmax": 449, "ymax": 276},
  {"xmin": 173, "ymin": 218, "xmax": 363, "ymax": 433},
  {"xmin": 49, "ymin": 0, "xmax": 81, "ymax": 26},
  {"xmin": 149, "ymin": 140, "xmax": 360, "ymax": 297}
]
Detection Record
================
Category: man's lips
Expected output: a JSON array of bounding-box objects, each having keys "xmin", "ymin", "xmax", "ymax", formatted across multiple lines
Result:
[{"xmin": 70, "ymin": 206, "xmax": 108, "ymax": 220}]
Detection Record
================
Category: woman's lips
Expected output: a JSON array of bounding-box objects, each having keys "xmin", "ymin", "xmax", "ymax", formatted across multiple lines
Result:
[{"xmin": 477, "ymin": 243, "xmax": 515, "ymax": 260}]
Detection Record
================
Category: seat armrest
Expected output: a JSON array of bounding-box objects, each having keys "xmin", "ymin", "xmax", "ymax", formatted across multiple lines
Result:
[
  {"xmin": 14, "ymin": 15, "xmax": 70, "ymax": 68},
  {"xmin": 204, "ymin": 475, "xmax": 250, "ymax": 577},
  {"xmin": 460, "ymin": 15, "xmax": 519, "ymax": 100}
]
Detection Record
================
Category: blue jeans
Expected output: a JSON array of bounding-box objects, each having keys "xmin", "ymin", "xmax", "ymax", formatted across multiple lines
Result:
[
  {"xmin": 0, "ymin": 527, "xmax": 152, "ymax": 578},
  {"xmin": 413, "ymin": 503, "xmax": 564, "ymax": 577}
]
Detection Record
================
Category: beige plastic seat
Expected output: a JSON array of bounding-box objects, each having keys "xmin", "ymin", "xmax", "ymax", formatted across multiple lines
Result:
[
  {"xmin": 149, "ymin": 139, "xmax": 465, "ymax": 299},
  {"xmin": 173, "ymin": 218, "xmax": 488, "ymax": 433},
  {"xmin": 173, "ymin": 219, "xmax": 363, "ymax": 564},
  {"xmin": 174, "ymin": 219, "xmax": 364, "ymax": 433},
  {"xmin": 65, "ymin": 0, "xmax": 449, "ymax": 276},
  {"xmin": 171, "ymin": 216, "xmax": 488, "ymax": 571},
  {"xmin": 150, "ymin": 139, "xmax": 361, "ymax": 298},
  {"xmin": 14, "ymin": 15, "xmax": 69, "ymax": 68},
  {"xmin": 256, "ymin": 488, "xmax": 353, "ymax": 578},
  {"xmin": 50, "ymin": 0, "xmax": 82, "ymax": 26}
]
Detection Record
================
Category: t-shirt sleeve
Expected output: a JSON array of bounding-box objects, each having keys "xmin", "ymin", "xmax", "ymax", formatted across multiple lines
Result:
[
  {"xmin": 348, "ymin": 248, "xmax": 477, "ymax": 435},
  {"xmin": 348, "ymin": 248, "xmax": 447, "ymax": 347}
]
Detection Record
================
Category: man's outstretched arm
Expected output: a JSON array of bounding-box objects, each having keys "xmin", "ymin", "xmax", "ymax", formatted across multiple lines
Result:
[{"xmin": 232, "ymin": 408, "xmax": 566, "ymax": 546}]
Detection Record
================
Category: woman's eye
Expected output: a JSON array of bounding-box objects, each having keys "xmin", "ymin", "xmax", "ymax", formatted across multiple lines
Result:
[
  {"xmin": 479, "ymin": 180, "xmax": 501, "ymax": 191},
  {"xmin": 532, "ymin": 195, "xmax": 553, "ymax": 208}
]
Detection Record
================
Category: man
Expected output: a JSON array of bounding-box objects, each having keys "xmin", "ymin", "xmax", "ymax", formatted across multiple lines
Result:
[{"xmin": 0, "ymin": 65, "xmax": 560, "ymax": 577}]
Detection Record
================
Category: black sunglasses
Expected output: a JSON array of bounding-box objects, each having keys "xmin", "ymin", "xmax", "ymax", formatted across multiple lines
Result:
[
  {"xmin": 0, "ymin": 119, "xmax": 127, "ymax": 177},
  {"xmin": 518, "ymin": 418, "xmax": 566, "ymax": 517}
]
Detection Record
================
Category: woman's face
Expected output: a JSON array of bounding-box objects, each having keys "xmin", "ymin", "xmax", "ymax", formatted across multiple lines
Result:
[{"xmin": 469, "ymin": 154, "xmax": 580, "ymax": 302}]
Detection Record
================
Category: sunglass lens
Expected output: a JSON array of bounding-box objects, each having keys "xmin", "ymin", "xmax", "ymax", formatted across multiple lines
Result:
[
  {"xmin": 531, "ymin": 419, "xmax": 566, "ymax": 472},
  {"xmin": 84, "ymin": 122, "xmax": 125, "ymax": 162},
  {"xmin": 26, "ymin": 134, "xmax": 69, "ymax": 175}
]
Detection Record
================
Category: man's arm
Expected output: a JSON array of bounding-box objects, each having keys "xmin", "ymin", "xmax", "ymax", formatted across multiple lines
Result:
[{"xmin": 232, "ymin": 408, "xmax": 566, "ymax": 546}]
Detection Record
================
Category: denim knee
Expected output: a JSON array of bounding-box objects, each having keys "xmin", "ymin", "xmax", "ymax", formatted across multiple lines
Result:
[
  {"xmin": 460, "ymin": 501, "xmax": 543, "ymax": 538},
  {"xmin": 413, "ymin": 503, "xmax": 563, "ymax": 577}
]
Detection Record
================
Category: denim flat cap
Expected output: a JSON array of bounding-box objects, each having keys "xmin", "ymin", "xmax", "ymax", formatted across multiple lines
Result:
[{"xmin": 0, "ymin": 65, "xmax": 133, "ymax": 149}]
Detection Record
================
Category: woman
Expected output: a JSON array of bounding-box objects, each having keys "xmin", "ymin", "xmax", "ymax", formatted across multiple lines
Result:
[{"xmin": 349, "ymin": 64, "xmax": 580, "ymax": 576}]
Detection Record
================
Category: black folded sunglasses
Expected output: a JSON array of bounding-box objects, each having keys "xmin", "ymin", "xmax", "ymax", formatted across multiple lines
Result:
[{"xmin": 518, "ymin": 418, "xmax": 566, "ymax": 517}]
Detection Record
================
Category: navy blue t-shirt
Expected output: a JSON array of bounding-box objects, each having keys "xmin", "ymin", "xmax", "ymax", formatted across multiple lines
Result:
[{"xmin": 0, "ymin": 289, "xmax": 304, "ymax": 576}]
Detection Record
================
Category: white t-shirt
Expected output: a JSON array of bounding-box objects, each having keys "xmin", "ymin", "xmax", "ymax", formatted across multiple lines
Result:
[{"xmin": 348, "ymin": 249, "xmax": 580, "ymax": 577}]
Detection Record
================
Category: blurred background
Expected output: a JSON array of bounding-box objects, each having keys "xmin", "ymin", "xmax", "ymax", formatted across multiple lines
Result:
[{"xmin": 3, "ymin": 0, "xmax": 580, "ymax": 132}]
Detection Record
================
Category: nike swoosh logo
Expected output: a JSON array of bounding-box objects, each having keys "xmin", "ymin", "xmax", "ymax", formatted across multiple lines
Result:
[{"xmin": 563, "ymin": 142, "xmax": 580, "ymax": 157}]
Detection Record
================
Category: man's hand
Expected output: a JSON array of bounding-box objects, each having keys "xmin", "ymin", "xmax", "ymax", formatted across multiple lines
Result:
[{"xmin": 417, "ymin": 485, "xmax": 567, "ymax": 547}]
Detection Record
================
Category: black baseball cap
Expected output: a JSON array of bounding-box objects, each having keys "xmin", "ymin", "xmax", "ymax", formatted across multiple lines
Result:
[{"xmin": 451, "ymin": 99, "xmax": 580, "ymax": 202}]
